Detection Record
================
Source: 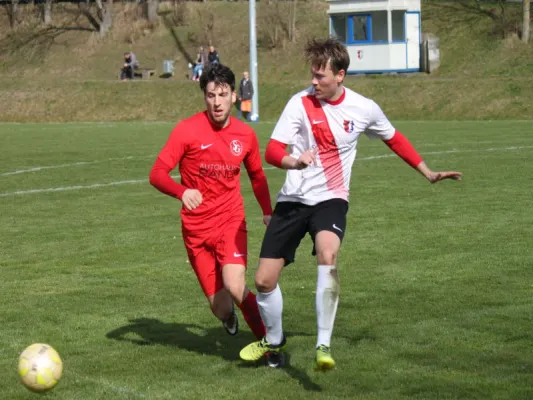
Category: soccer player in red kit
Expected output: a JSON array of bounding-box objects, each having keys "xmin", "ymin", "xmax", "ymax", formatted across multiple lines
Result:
[{"xmin": 149, "ymin": 63, "xmax": 272, "ymax": 341}]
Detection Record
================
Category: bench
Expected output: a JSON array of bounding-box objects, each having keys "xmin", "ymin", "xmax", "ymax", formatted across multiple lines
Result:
[{"xmin": 134, "ymin": 68, "xmax": 156, "ymax": 80}]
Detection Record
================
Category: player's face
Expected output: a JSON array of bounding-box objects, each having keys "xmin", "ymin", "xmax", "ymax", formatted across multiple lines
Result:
[
  {"xmin": 311, "ymin": 61, "xmax": 345, "ymax": 101},
  {"xmin": 204, "ymin": 82, "xmax": 236, "ymax": 128}
]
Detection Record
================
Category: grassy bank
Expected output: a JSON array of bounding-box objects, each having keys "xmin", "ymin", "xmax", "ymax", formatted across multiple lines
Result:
[{"xmin": 0, "ymin": 1, "xmax": 531, "ymax": 122}]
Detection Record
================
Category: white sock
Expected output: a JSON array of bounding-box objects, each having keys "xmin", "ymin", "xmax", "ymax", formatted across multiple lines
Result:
[
  {"xmin": 256, "ymin": 284, "xmax": 284, "ymax": 345},
  {"xmin": 316, "ymin": 264, "xmax": 340, "ymax": 348}
]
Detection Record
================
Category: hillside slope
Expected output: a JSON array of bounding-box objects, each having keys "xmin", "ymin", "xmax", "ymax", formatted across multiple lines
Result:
[{"xmin": 0, "ymin": 1, "xmax": 531, "ymax": 121}]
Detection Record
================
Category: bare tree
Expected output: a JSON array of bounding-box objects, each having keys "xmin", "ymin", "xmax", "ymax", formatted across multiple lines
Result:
[
  {"xmin": 145, "ymin": 0, "xmax": 159, "ymax": 22},
  {"xmin": 8, "ymin": 0, "xmax": 19, "ymax": 29},
  {"xmin": 523, "ymin": 0, "xmax": 530, "ymax": 43},
  {"xmin": 42, "ymin": 0, "xmax": 53, "ymax": 26},
  {"xmin": 96, "ymin": 0, "xmax": 113, "ymax": 37},
  {"xmin": 288, "ymin": 0, "xmax": 297, "ymax": 42},
  {"xmin": 259, "ymin": 0, "xmax": 297, "ymax": 48}
]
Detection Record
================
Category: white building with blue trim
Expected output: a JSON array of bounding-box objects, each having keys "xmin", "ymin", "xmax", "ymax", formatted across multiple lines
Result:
[{"xmin": 328, "ymin": 0, "xmax": 422, "ymax": 74}]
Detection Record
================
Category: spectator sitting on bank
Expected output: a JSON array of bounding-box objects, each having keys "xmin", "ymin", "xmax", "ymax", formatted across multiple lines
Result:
[
  {"xmin": 191, "ymin": 46, "xmax": 208, "ymax": 81},
  {"xmin": 120, "ymin": 52, "xmax": 139, "ymax": 81},
  {"xmin": 207, "ymin": 45, "xmax": 220, "ymax": 65}
]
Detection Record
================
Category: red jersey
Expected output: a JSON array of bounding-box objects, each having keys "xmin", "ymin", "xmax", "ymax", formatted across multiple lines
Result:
[{"xmin": 151, "ymin": 112, "xmax": 272, "ymax": 231}]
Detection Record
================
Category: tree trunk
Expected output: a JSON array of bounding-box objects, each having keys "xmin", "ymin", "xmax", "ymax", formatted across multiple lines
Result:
[
  {"xmin": 9, "ymin": 0, "xmax": 19, "ymax": 29},
  {"xmin": 145, "ymin": 0, "xmax": 159, "ymax": 22},
  {"xmin": 43, "ymin": 0, "xmax": 53, "ymax": 26},
  {"xmin": 523, "ymin": 0, "xmax": 530, "ymax": 43},
  {"xmin": 289, "ymin": 0, "xmax": 297, "ymax": 42},
  {"xmin": 97, "ymin": 0, "xmax": 113, "ymax": 37}
]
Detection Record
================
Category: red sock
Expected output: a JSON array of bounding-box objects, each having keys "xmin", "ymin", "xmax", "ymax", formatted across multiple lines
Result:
[{"xmin": 238, "ymin": 291, "xmax": 266, "ymax": 339}]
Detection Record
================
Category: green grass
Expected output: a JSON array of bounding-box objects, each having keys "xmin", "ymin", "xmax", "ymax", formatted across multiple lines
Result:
[{"xmin": 1, "ymin": 120, "xmax": 533, "ymax": 399}]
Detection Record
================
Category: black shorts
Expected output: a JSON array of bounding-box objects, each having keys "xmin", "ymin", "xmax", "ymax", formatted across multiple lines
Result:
[{"xmin": 259, "ymin": 198, "xmax": 349, "ymax": 266}]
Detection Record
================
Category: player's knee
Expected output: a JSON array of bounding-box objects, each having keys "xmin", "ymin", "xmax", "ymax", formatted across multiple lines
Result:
[
  {"xmin": 224, "ymin": 282, "xmax": 246, "ymax": 303},
  {"xmin": 254, "ymin": 259, "xmax": 283, "ymax": 293},
  {"xmin": 316, "ymin": 248, "xmax": 338, "ymax": 265},
  {"xmin": 255, "ymin": 274, "xmax": 277, "ymax": 293}
]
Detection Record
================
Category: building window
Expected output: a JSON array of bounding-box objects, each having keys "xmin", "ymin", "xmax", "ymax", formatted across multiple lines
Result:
[
  {"xmin": 352, "ymin": 15, "xmax": 370, "ymax": 42},
  {"xmin": 330, "ymin": 11, "xmax": 409, "ymax": 44},
  {"xmin": 392, "ymin": 10, "xmax": 405, "ymax": 42},
  {"xmin": 330, "ymin": 15, "xmax": 347, "ymax": 42}
]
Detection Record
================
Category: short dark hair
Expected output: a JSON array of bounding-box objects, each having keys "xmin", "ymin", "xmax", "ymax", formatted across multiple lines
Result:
[
  {"xmin": 304, "ymin": 38, "xmax": 350, "ymax": 75},
  {"xmin": 199, "ymin": 63, "xmax": 235, "ymax": 93}
]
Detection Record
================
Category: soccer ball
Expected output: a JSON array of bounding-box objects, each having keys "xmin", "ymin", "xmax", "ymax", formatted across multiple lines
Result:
[
  {"xmin": 18, "ymin": 343, "xmax": 63, "ymax": 393},
  {"xmin": 249, "ymin": 113, "xmax": 259, "ymax": 122}
]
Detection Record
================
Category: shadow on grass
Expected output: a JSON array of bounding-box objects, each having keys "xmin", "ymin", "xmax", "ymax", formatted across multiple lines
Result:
[
  {"xmin": 160, "ymin": 13, "xmax": 195, "ymax": 66},
  {"xmin": 280, "ymin": 357, "xmax": 323, "ymax": 392},
  {"xmin": 106, "ymin": 317, "xmax": 323, "ymax": 391},
  {"xmin": 106, "ymin": 317, "xmax": 251, "ymax": 361},
  {"xmin": 0, "ymin": 24, "xmax": 95, "ymax": 67}
]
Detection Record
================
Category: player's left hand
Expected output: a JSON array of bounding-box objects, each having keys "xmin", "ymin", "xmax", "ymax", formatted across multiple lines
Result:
[
  {"xmin": 263, "ymin": 215, "xmax": 272, "ymax": 226},
  {"xmin": 427, "ymin": 171, "xmax": 463, "ymax": 183}
]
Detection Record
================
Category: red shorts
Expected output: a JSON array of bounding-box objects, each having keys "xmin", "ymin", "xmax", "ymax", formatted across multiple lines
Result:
[{"xmin": 182, "ymin": 219, "xmax": 247, "ymax": 297}]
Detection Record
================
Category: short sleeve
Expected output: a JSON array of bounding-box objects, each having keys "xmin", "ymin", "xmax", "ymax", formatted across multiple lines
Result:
[
  {"xmin": 271, "ymin": 95, "xmax": 305, "ymax": 145},
  {"xmin": 364, "ymin": 101, "xmax": 396, "ymax": 141}
]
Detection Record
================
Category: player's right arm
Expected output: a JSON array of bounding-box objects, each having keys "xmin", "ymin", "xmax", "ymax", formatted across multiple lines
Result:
[
  {"xmin": 149, "ymin": 123, "xmax": 203, "ymax": 210},
  {"xmin": 265, "ymin": 140, "xmax": 317, "ymax": 170},
  {"xmin": 264, "ymin": 94, "xmax": 317, "ymax": 170}
]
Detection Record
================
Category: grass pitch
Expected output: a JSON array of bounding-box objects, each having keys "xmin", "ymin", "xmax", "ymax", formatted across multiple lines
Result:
[{"xmin": 1, "ymin": 120, "xmax": 532, "ymax": 399}]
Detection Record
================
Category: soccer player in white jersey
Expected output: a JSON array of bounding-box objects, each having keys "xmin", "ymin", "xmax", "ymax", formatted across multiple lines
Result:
[{"xmin": 239, "ymin": 38, "xmax": 462, "ymax": 370}]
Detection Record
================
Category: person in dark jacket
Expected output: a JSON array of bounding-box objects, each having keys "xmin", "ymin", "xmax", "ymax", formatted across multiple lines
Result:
[
  {"xmin": 208, "ymin": 45, "xmax": 220, "ymax": 65},
  {"xmin": 238, "ymin": 71, "xmax": 254, "ymax": 121},
  {"xmin": 120, "ymin": 52, "xmax": 139, "ymax": 81}
]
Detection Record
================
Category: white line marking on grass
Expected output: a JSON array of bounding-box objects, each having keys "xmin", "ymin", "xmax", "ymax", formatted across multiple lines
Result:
[
  {"xmin": 0, "ymin": 179, "xmax": 145, "ymax": 196},
  {"xmin": 0, "ymin": 175, "xmax": 181, "ymax": 197},
  {"xmin": 4, "ymin": 142, "xmax": 531, "ymax": 177},
  {"xmin": 93, "ymin": 379, "xmax": 147, "ymax": 399},
  {"xmin": 1, "ymin": 155, "xmax": 156, "ymax": 176},
  {"xmin": 356, "ymin": 145, "xmax": 533, "ymax": 162},
  {"xmin": 70, "ymin": 371, "xmax": 147, "ymax": 399},
  {"xmin": 1, "ymin": 146, "xmax": 531, "ymax": 197}
]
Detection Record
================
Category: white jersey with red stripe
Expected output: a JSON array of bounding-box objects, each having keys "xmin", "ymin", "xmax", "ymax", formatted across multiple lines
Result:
[{"xmin": 271, "ymin": 86, "xmax": 396, "ymax": 206}]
